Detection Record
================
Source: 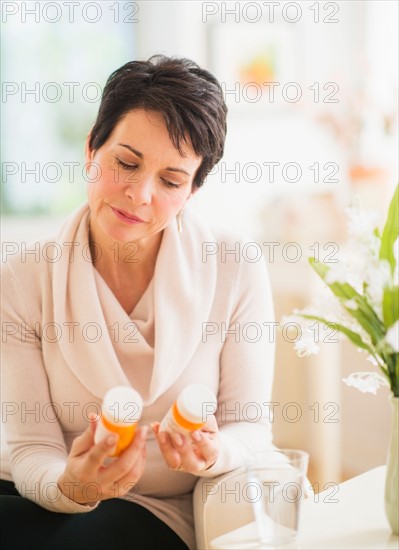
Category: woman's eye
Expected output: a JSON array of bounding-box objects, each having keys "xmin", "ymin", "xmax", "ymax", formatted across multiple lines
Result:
[
  {"xmin": 116, "ymin": 159, "xmax": 137, "ymax": 170},
  {"xmin": 161, "ymin": 178, "xmax": 180, "ymax": 189},
  {"xmin": 114, "ymin": 161, "xmax": 180, "ymax": 188}
]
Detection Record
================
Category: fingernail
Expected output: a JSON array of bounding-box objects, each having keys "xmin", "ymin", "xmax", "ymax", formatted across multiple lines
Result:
[
  {"xmin": 192, "ymin": 431, "xmax": 202, "ymax": 442},
  {"xmin": 140, "ymin": 426, "xmax": 148, "ymax": 439},
  {"xmin": 106, "ymin": 435, "xmax": 117, "ymax": 446},
  {"xmin": 159, "ymin": 432, "xmax": 167, "ymax": 444},
  {"xmin": 173, "ymin": 433, "xmax": 183, "ymax": 447}
]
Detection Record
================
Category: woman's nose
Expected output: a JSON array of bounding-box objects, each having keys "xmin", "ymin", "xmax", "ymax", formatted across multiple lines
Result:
[{"xmin": 124, "ymin": 176, "xmax": 153, "ymax": 205}]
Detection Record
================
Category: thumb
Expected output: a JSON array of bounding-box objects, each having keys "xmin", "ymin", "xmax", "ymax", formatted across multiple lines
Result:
[
  {"xmin": 70, "ymin": 414, "xmax": 97, "ymax": 456},
  {"xmin": 89, "ymin": 413, "xmax": 100, "ymax": 438}
]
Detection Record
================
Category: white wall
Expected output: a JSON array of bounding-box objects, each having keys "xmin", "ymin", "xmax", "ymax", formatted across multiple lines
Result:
[{"xmin": 135, "ymin": 1, "xmax": 397, "ymax": 237}]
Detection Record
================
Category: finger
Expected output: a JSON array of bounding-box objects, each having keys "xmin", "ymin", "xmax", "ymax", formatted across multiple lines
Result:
[
  {"xmin": 101, "ymin": 426, "xmax": 148, "ymax": 481},
  {"xmin": 156, "ymin": 430, "xmax": 182, "ymax": 469},
  {"xmin": 150, "ymin": 422, "xmax": 160, "ymax": 435},
  {"xmin": 84, "ymin": 433, "xmax": 120, "ymax": 472},
  {"xmin": 105, "ymin": 446, "xmax": 147, "ymax": 499},
  {"xmin": 118, "ymin": 436, "xmax": 147, "ymax": 486},
  {"xmin": 70, "ymin": 422, "xmax": 97, "ymax": 457},
  {"xmin": 200, "ymin": 415, "xmax": 219, "ymax": 434},
  {"xmin": 190, "ymin": 430, "xmax": 219, "ymax": 465},
  {"xmin": 170, "ymin": 432, "xmax": 206, "ymax": 471},
  {"xmin": 89, "ymin": 413, "xmax": 100, "ymax": 438},
  {"xmin": 120, "ymin": 426, "xmax": 148, "ymax": 462}
]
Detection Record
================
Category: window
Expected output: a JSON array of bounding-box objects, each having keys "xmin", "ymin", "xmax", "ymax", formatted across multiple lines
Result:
[{"xmin": 1, "ymin": 1, "xmax": 136, "ymax": 215}]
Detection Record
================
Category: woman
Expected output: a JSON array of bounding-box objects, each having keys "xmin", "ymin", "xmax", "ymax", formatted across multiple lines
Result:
[{"xmin": 0, "ymin": 55, "xmax": 276, "ymax": 549}]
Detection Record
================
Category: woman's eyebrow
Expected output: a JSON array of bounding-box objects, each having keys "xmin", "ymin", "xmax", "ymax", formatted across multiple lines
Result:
[
  {"xmin": 118, "ymin": 143, "xmax": 143, "ymax": 159},
  {"xmin": 117, "ymin": 142, "xmax": 192, "ymax": 177}
]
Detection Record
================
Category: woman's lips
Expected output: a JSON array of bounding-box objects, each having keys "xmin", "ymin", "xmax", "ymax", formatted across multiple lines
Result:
[{"xmin": 111, "ymin": 206, "xmax": 145, "ymax": 224}]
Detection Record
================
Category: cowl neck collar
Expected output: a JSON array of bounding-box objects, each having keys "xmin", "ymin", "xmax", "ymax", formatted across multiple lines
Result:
[{"xmin": 52, "ymin": 202, "xmax": 217, "ymax": 405}]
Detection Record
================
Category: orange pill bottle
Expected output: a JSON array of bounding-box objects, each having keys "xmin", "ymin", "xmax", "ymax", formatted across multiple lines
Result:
[
  {"xmin": 159, "ymin": 384, "xmax": 217, "ymax": 436},
  {"xmin": 94, "ymin": 386, "xmax": 143, "ymax": 457}
]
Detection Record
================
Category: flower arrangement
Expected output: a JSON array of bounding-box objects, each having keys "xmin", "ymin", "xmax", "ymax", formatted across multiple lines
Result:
[{"xmin": 284, "ymin": 184, "xmax": 399, "ymax": 397}]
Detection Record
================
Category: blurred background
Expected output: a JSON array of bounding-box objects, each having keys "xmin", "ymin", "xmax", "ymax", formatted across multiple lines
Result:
[{"xmin": 1, "ymin": 0, "xmax": 398, "ymax": 487}]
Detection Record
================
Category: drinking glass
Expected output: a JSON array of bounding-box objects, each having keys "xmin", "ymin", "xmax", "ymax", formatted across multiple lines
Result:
[{"xmin": 244, "ymin": 449, "xmax": 309, "ymax": 548}]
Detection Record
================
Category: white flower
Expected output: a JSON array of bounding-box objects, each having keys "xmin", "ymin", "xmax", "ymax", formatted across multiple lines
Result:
[
  {"xmin": 346, "ymin": 206, "xmax": 379, "ymax": 238},
  {"xmin": 325, "ymin": 262, "xmax": 350, "ymax": 285},
  {"xmin": 363, "ymin": 259, "xmax": 391, "ymax": 313},
  {"xmin": 343, "ymin": 371, "xmax": 389, "ymax": 394},
  {"xmin": 385, "ymin": 321, "xmax": 399, "ymax": 353},
  {"xmin": 294, "ymin": 327, "xmax": 320, "ymax": 357},
  {"xmin": 366, "ymin": 355, "xmax": 379, "ymax": 367},
  {"xmin": 314, "ymin": 289, "xmax": 354, "ymax": 324},
  {"xmin": 325, "ymin": 261, "xmax": 364, "ymax": 293}
]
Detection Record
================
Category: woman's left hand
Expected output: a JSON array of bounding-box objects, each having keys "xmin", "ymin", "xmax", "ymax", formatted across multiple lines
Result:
[{"xmin": 151, "ymin": 416, "xmax": 220, "ymax": 474}]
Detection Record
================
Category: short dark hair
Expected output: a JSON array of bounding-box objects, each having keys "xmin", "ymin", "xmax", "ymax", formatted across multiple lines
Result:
[{"xmin": 89, "ymin": 55, "xmax": 228, "ymax": 188}]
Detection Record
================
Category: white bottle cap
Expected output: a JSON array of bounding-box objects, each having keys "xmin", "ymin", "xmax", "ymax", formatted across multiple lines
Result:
[
  {"xmin": 176, "ymin": 384, "xmax": 217, "ymax": 424},
  {"xmin": 102, "ymin": 386, "xmax": 143, "ymax": 426}
]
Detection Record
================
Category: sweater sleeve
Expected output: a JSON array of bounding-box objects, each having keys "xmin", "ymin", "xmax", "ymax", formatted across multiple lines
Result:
[
  {"xmin": 197, "ymin": 251, "xmax": 277, "ymax": 477},
  {"xmin": 1, "ymin": 262, "xmax": 100, "ymax": 513}
]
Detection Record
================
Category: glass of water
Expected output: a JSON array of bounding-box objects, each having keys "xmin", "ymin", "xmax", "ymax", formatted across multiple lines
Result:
[{"xmin": 245, "ymin": 449, "xmax": 309, "ymax": 548}]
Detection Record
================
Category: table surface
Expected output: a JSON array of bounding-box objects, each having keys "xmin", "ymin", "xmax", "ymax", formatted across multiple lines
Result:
[{"xmin": 211, "ymin": 466, "xmax": 399, "ymax": 549}]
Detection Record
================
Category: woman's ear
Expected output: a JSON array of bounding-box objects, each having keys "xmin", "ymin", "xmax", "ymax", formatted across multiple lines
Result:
[{"xmin": 84, "ymin": 132, "xmax": 95, "ymax": 164}]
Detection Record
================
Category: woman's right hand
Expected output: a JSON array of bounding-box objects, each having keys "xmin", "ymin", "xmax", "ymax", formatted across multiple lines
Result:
[{"xmin": 57, "ymin": 414, "xmax": 147, "ymax": 505}]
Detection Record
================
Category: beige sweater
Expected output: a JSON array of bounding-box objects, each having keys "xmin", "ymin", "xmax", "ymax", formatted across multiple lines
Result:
[{"xmin": 1, "ymin": 202, "xmax": 276, "ymax": 549}]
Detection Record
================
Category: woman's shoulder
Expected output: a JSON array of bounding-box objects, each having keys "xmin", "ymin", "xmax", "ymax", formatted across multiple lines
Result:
[
  {"xmin": 186, "ymin": 205, "xmax": 266, "ymax": 268},
  {"xmin": 1, "ymin": 233, "xmax": 59, "ymax": 280},
  {"xmin": 186, "ymin": 204, "xmax": 257, "ymax": 245},
  {"xmin": 1, "ymin": 239, "xmax": 55, "ymax": 325},
  {"xmin": 1, "ymin": 203, "xmax": 88, "ymax": 281},
  {"xmin": 1, "ymin": 228, "xmax": 67, "ymax": 325}
]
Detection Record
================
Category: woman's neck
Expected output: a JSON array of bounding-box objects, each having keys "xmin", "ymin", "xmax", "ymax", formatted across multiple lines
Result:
[{"xmin": 88, "ymin": 215, "xmax": 163, "ymax": 284}]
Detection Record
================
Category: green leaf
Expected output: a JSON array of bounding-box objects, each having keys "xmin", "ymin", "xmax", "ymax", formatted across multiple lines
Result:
[
  {"xmin": 379, "ymin": 184, "xmax": 399, "ymax": 276},
  {"xmin": 383, "ymin": 286, "xmax": 399, "ymax": 327},
  {"xmin": 299, "ymin": 313, "xmax": 374, "ymax": 353},
  {"xmin": 379, "ymin": 350, "xmax": 399, "ymax": 396},
  {"xmin": 308, "ymin": 258, "xmax": 386, "ymax": 343},
  {"xmin": 308, "ymin": 257, "xmax": 328, "ymax": 278}
]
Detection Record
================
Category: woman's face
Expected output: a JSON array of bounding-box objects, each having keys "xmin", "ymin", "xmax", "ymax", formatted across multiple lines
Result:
[{"xmin": 85, "ymin": 109, "xmax": 202, "ymax": 244}]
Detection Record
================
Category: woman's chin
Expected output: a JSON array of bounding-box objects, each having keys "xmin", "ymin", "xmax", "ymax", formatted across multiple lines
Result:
[
  {"xmin": 91, "ymin": 212, "xmax": 139, "ymax": 244},
  {"xmin": 103, "ymin": 226, "xmax": 142, "ymax": 244}
]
